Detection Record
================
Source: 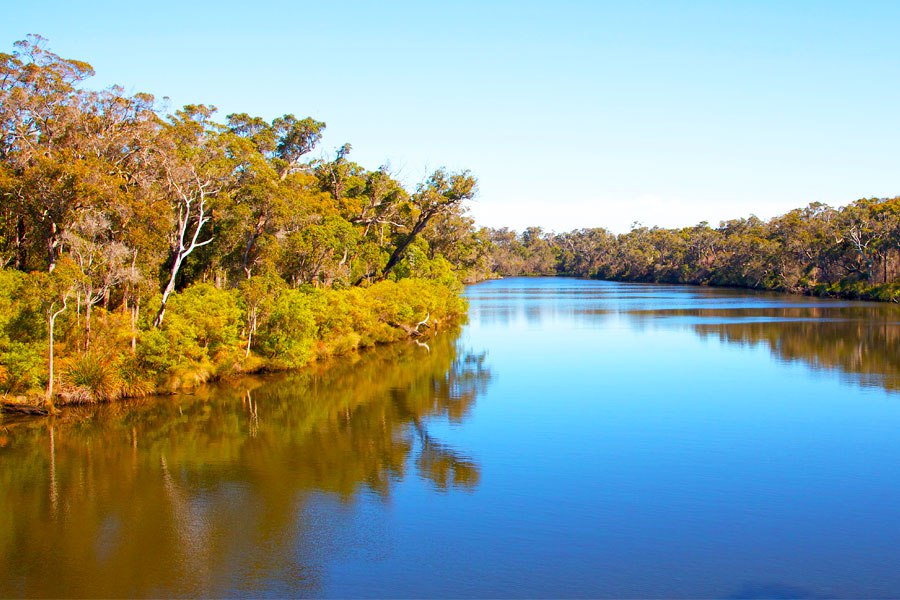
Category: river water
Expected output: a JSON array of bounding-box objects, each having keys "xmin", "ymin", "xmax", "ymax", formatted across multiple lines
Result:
[{"xmin": 2, "ymin": 277, "xmax": 900, "ymax": 598}]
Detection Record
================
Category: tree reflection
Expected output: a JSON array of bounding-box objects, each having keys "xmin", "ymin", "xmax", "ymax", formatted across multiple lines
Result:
[
  {"xmin": 694, "ymin": 314, "xmax": 900, "ymax": 392},
  {"xmin": 0, "ymin": 329, "xmax": 491, "ymax": 597},
  {"xmin": 627, "ymin": 304, "xmax": 900, "ymax": 393}
]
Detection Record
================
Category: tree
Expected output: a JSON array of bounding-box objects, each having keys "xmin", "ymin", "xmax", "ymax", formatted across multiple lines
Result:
[
  {"xmin": 32, "ymin": 260, "xmax": 78, "ymax": 404},
  {"xmin": 0, "ymin": 35, "xmax": 95, "ymax": 271},
  {"xmin": 63, "ymin": 209, "xmax": 130, "ymax": 349},
  {"xmin": 153, "ymin": 105, "xmax": 230, "ymax": 327},
  {"xmin": 840, "ymin": 198, "xmax": 900, "ymax": 285},
  {"xmin": 316, "ymin": 143, "xmax": 365, "ymax": 207},
  {"xmin": 352, "ymin": 166, "xmax": 407, "ymax": 241},
  {"xmin": 380, "ymin": 168, "xmax": 477, "ymax": 280},
  {"xmin": 280, "ymin": 214, "xmax": 357, "ymax": 286},
  {"xmin": 272, "ymin": 115, "xmax": 324, "ymax": 180}
]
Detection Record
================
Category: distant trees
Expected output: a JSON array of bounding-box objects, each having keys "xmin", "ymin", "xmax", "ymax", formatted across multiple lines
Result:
[
  {"xmin": 485, "ymin": 226, "xmax": 557, "ymax": 276},
  {"xmin": 483, "ymin": 197, "xmax": 900, "ymax": 301}
]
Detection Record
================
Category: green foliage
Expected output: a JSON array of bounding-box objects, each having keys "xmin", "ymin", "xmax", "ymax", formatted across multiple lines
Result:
[
  {"xmin": 368, "ymin": 278, "xmax": 466, "ymax": 331},
  {"xmin": 0, "ymin": 36, "xmax": 477, "ymax": 402},
  {"xmin": 166, "ymin": 284, "xmax": 242, "ymax": 356},
  {"xmin": 135, "ymin": 327, "xmax": 194, "ymax": 376},
  {"xmin": 255, "ymin": 288, "xmax": 317, "ymax": 369},
  {"xmin": 308, "ymin": 289, "xmax": 365, "ymax": 356},
  {"xmin": 135, "ymin": 284, "xmax": 242, "ymax": 383},
  {"xmin": 0, "ymin": 342, "xmax": 43, "ymax": 395},
  {"xmin": 115, "ymin": 354, "xmax": 154, "ymax": 398},
  {"xmin": 391, "ymin": 239, "xmax": 460, "ymax": 285},
  {"xmin": 0, "ymin": 270, "xmax": 46, "ymax": 394}
]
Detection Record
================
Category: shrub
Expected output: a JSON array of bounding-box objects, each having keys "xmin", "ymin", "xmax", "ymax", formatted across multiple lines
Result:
[
  {"xmin": 61, "ymin": 353, "xmax": 122, "ymax": 402},
  {"xmin": 165, "ymin": 284, "xmax": 243, "ymax": 356},
  {"xmin": 256, "ymin": 288, "xmax": 317, "ymax": 368},
  {"xmin": 0, "ymin": 342, "xmax": 44, "ymax": 394},
  {"xmin": 116, "ymin": 355, "xmax": 154, "ymax": 398}
]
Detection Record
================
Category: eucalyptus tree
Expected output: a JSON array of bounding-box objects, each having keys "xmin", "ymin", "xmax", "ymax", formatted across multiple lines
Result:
[
  {"xmin": 316, "ymin": 143, "xmax": 366, "ymax": 206},
  {"xmin": 280, "ymin": 213, "xmax": 358, "ymax": 286},
  {"xmin": 839, "ymin": 197, "xmax": 900, "ymax": 285},
  {"xmin": 714, "ymin": 216, "xmax": 774, "ymax": 288},
  {"xmin": 63, "ymin": 210, "xmax": 131, "ymax": 349},
  {"xmin": 353, "ymin": 167, "xmax": 408, "ymax": 242},
  {"xmin": 30, "ymin": 258, "xmax": 79, "ymax": 403},
  {"xmin": 153, "ymin": 105, "xmax": 232, "ymax": 327},
  {"xmin": 380, "ymin": 168, "xmax": 477, "ymax": 280},
  {"xmin": 555, "ymin": 228, "xmax": 616, "ymax": 277},
  {"xmin": 224, "ymin": 113, "xmax": 327, "ymax": 279},
  {"xmin": 423, "ymin": 210, "xmax": 493, "ymax": 281},
  {"xmin": 220, "ymin": 129, "xmax": 284, "ymax": 278},
  {"xmin": 0, "ymin": 35, "xmax": 94, "ymax": 270},
  {"xmin": 0, "ymin": 36, "xmax": 156, "ymax": 273},
  {"xmin": 272, "ymin": 115, "xmax": 324, "ymax": 180}
]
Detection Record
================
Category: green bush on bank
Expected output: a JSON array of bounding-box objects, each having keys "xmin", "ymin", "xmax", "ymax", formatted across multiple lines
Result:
[
  {"xmin": 0, "ymin": 270, "xmax": 46, "ymax": 395},
  {"xmin": 812, "ymin": 280, "xmax": 900, "ymax": 302},
  {"xmin": 257, "ymin": 287, "xmax": 317, "ymax": 369},
  {"xmin": 0, "ymin": 269, "xmax": 468, "ymax": 403}
]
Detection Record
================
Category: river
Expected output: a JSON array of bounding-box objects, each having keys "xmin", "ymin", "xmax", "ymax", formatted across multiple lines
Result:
[{"xmin": 2, "ymin": 277, "xmax": 900, "ymax": 598}]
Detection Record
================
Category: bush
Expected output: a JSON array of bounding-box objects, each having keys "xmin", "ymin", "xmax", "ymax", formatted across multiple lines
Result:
[
  {"xmin": 61, "ymin": 353, "xmax": 121, "ymax": 402},
  {"xmin": 0, "ymin": 271, "xmax": 47, "ymax": 394},
  {"xmin": 115, "ymin": 354, "xmax": 154, "ymax": 398},
  {"xmin": 256, "ymin": 288, "xmax": 317, "ymax": 368},
  {"xmin": 166, "ymin": 284, "xmax": 243, "ymax": 356},
  {"xmin": 0, "ymin": 342, "xmax": 44, "ymax": 394}
]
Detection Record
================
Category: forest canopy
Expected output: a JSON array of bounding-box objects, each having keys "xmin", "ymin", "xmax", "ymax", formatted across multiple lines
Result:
[{"xmin": 0, "ymin": 35, "xmax": 488, "ymax": 404}]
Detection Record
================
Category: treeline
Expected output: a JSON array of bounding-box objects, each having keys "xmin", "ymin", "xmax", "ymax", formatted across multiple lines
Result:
[
  {"xmin": 0, "ymin": 36, "xmax": 489, "ymax": 405},
  {"xmin": 485, "ymin": 198, "xmax": 900, "ymax": 301}
]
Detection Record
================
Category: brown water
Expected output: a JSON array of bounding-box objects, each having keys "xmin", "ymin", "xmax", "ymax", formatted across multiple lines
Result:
[{"xmin": 0, "ymin": 332, "xmax": 488, "ymax": 597}]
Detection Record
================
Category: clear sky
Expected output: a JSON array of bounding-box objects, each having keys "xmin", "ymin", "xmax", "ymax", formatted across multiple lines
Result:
[{"xmin": 4, "ymin": 0, "xmax": 899, "ymax": 233}]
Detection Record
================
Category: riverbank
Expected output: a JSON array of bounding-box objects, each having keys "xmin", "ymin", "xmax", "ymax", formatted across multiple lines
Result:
[
  {"xmin": 1, "ymin": 37, "xmax": 489, "ymax": 416},
  {"xmin": 582, "ymin": 273, "xmax": 900, "ymax": 303},
  {"xmin": 0, "ymin": 277, "xmax": 467, "ymax": 414}
]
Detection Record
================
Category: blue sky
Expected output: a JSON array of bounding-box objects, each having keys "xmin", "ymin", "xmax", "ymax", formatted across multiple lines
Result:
[{"xmin": 4, "ymin": 0, "xmax": 899, "ymax": 232}]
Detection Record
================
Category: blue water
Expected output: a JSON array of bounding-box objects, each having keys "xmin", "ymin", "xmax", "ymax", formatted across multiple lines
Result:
[
  {"xmin": 4, "ymin": 277, "xmax": 900, "ymax": 598},
  {"xmin": 325, "ymin": 279, "xmax": 900, "ymax": 598}
]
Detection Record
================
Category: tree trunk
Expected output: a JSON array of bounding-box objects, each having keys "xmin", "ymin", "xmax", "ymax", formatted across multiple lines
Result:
[
  {"xmin": 47, "ymin": 221, "xmax": 61, "ymax": 272},
  {"xmin": 381, "ymin": 214, "xmax": 434, "ymax": 280},
  {"xmin": 154, "ymin": 254, "xmax": 183, "ymax": 327},
  {"xmin": 85, "ymin": 300, "xmax": 92, "ymax": 351},
  {"xmin": 245, "ymin": 308, "xmax": 257, "ymax": 358},
  {"xmin": 154, "ymin": 182, "xmax": 215, "ymax": 327},
  {"xmin": 47, "ymin": 298, "xmax": 68, "ymax": 405},
  {"xmin": 130, "ymin": 297, "xmax": 139, "ymax": 353}
]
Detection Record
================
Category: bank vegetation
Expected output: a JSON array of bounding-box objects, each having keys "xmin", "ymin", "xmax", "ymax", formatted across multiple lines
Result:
[{"xmin": 0, "ymin": 36, "xmax": 490, "ymax": 408}]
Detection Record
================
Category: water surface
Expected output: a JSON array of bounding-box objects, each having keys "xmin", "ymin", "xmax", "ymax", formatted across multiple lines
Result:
[{"xmin": 3, "ymin": 278, "xmax": 900, "ymax": 598}]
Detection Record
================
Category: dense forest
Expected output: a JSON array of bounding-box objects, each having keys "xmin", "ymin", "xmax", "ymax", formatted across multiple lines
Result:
[
  {"xmin": 0, "ymin": 36, "xmax": 491, "ymax": 406},
  {"xmin": 488, "ymin": 198, "xmax": 900, "ymax": 302},
  {"xmin": 2, "ymin": 35, "xmax": 898, "ymax": 408}
]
